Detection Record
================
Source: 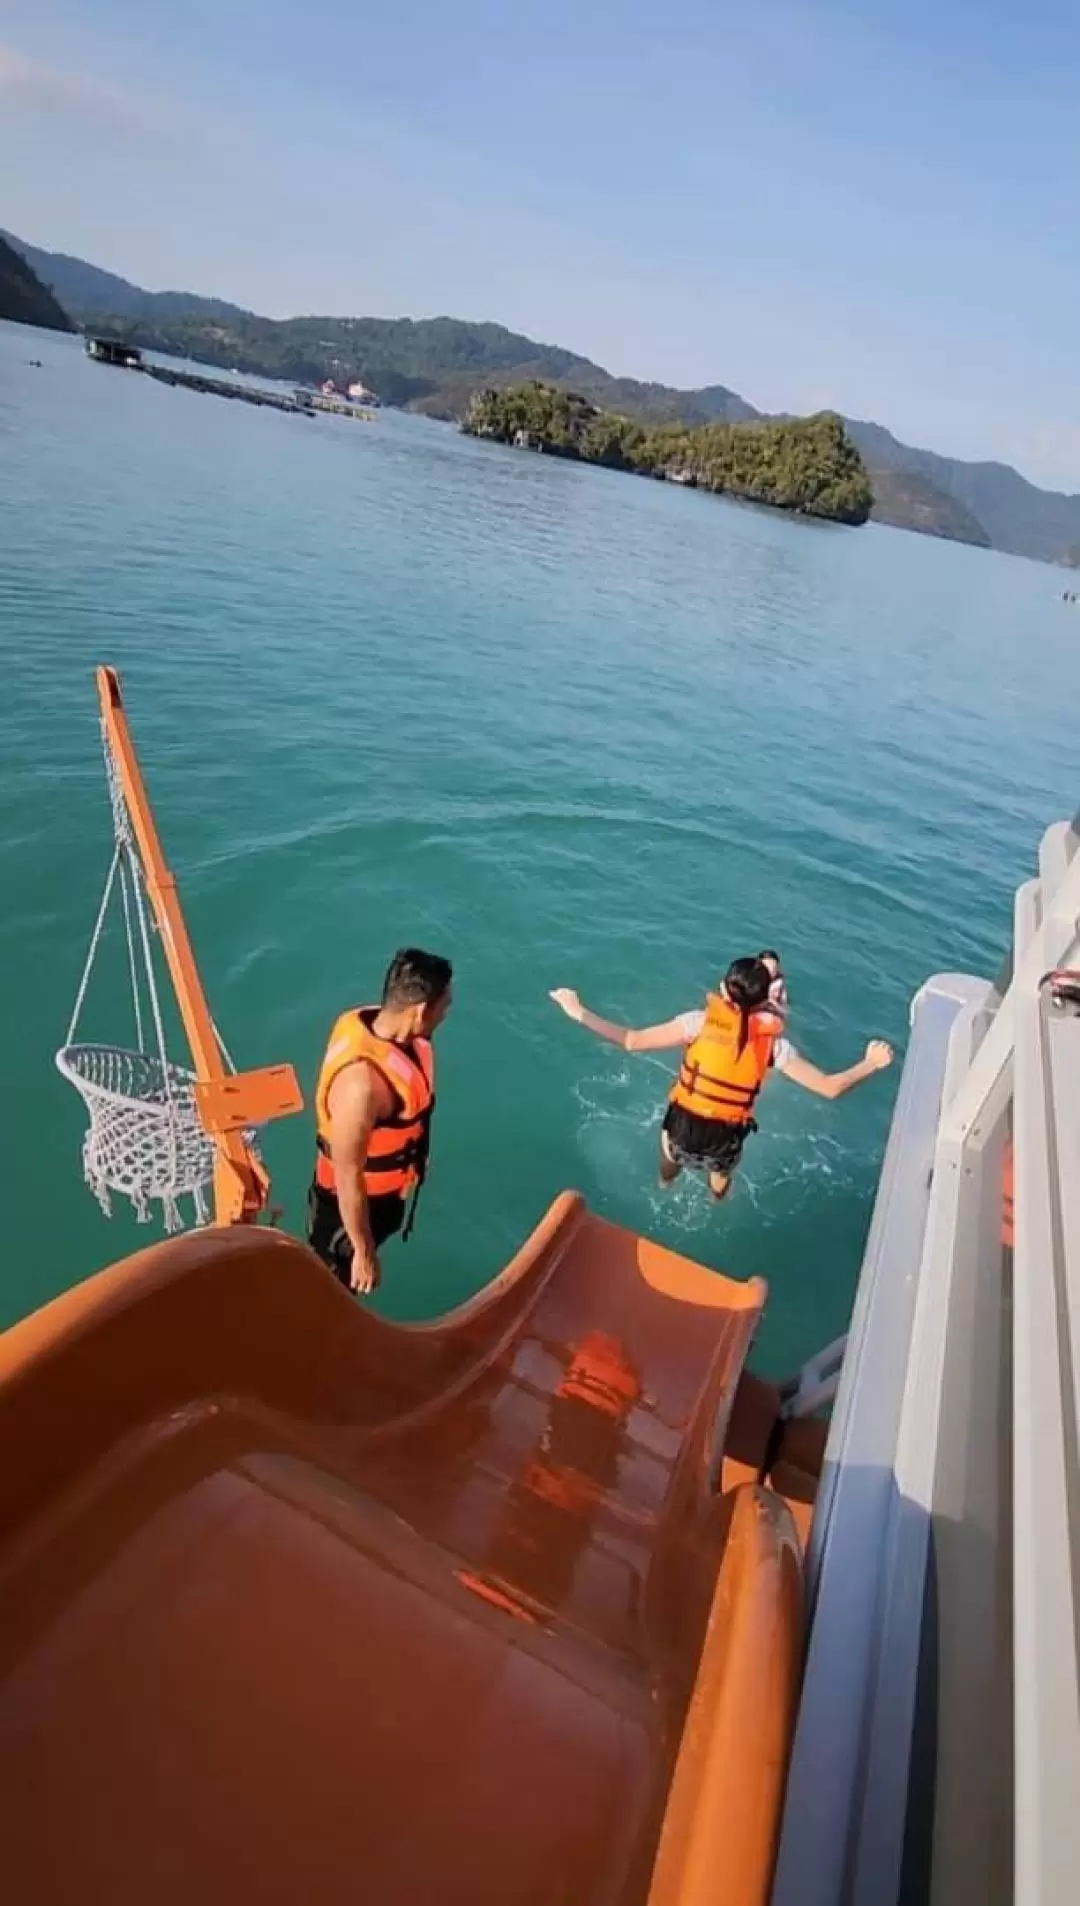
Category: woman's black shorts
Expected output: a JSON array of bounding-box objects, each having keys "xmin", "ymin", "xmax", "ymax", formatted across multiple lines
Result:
[{"xmin": 661, "ymin": 1104, "xmax": 756, "ymax": 1175}]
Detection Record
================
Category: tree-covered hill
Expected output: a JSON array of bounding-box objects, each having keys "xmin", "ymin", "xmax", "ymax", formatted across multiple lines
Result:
[{"xmin": 464, "ymin": 381, "xmax": 872, "ymax": 525}]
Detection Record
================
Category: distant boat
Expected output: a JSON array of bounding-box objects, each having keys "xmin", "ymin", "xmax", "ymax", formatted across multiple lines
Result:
[
  {"xmin": 318, "ymin": 379, "xmax": 377, "ymax": 404},
  {"xmin": 85, "ymin": 336, "xmax": 142, "ymax": 370}
]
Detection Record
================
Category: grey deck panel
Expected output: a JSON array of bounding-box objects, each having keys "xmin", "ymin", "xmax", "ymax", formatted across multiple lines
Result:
[{"xmin": 771, "ymin": 973, "xmax": 990, "ymax": 1906}]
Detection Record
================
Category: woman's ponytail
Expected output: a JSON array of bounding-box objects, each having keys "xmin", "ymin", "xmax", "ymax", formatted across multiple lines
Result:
[{"xmin": 723, "ymin": 956, "xmax": 772, "ymax": 1054}]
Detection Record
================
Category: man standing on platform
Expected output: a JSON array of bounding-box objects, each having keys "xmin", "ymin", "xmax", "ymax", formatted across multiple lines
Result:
[{"xmin": 308, "ymin": 948, "xmax": 453, "ymax": 1294}]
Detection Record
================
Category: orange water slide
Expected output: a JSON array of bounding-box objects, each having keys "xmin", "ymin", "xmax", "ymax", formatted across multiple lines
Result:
[{"xmin": 0, "ymin": 1196, "xmax": 805, "ymax": 1906}]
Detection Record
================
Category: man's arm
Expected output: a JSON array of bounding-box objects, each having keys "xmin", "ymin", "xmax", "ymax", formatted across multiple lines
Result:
[
  {"xmin": 781, "ymin": 1040, "xmax": 893, "ymax": 1101},
  {"xmin": 326, "ymin": 1061, "xmax": 395, "ymax": 1294},
  {"xmin": 550, "ymin": 988, "xmax": 688, "ymax": 1053}
]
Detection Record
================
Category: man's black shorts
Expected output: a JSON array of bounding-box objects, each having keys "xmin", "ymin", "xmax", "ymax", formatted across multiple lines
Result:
[
  {"xmin": 661, "ymin": 1104, "xmax": 756, "ymax": 1175},
  {"xmin": 306, "ymin": 1181, "xmax": 405, "ymax": 1288}
]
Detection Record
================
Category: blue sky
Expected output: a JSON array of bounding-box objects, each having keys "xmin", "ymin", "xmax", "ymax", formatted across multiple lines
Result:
[{"xmin": 2, "ymin": 0, "xmax": 1077, "ymax": 487}]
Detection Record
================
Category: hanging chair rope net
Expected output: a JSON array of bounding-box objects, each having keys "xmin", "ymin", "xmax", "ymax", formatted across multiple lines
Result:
[{"xmin": 55, "ymin": 724, "xmax": 242, "ymax": 1233}]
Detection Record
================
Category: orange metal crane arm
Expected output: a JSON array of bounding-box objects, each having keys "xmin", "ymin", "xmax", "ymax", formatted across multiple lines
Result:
[{"xmin": 96, "ymin": 666, "xmax": 303, "ymax": 1224}]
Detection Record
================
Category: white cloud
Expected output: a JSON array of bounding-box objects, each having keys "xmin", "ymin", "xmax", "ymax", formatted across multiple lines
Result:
[{"xmin": 0, "ymin": 42, "xmax": 167, "ymax": 132}]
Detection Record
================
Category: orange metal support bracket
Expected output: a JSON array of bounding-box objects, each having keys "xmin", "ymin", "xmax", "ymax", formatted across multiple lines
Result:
[{"xmin": 96, "ymin": 666, "xmax": 304, "ymax": 1224}]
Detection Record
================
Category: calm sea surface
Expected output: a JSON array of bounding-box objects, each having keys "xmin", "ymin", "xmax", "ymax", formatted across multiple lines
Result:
[{"xmin": 1, "ymin": 319, "xmax": 1076, "ymax": 1369}]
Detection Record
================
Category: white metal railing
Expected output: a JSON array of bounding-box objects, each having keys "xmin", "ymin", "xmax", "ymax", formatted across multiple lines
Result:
[
  {"xmin": 1009, "ymin": 823, "xmax": 1080, "ymax": 1906},
  {"xmin": 929, "ymin": 817, "xmax": 1080, "ymax": 1906},
  {"xmin": 772, "ymin": 814, "xmax": 1080, "ymax": 1906},
  {"xmin": 778, "ymin": 1335, "xmax": 848, "ymax": 1420},
  {"xmin": 939, "ymin": 819, "xmax": 1080, "ymax": 1151},
  {"xmin": 771, "ymin": 971, "xmax": 991, "ymax": 1906}
]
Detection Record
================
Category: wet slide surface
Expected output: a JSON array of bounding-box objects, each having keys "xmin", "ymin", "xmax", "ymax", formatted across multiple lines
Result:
[{"xmin": 0, "ymin": 1195, "xmax": 803, "ymax": 1906}]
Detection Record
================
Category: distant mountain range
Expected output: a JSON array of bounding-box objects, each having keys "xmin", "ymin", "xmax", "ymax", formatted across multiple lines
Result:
[
  {"xmin": 3, "ymin": 234, "xmax": 250, "ymax": 326},
  {"xmin": 7, "ymin": 230, "xmax": 1080, "ymax": 565},
  {"xmin": 859, "ymin": 466, "xmax": 990, "ymax": 549},
  {"xmin": 847, "ymin": 418, "xmax": 1080, "ymax": 566}
]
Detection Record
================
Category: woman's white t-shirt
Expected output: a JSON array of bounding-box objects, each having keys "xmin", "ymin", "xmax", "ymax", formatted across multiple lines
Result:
[{"xmin": 677, "ymin": 1010, "xmax": 797, "ymax": 1072}]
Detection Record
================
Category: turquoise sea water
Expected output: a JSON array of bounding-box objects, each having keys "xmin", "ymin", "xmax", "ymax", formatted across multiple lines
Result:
[{"xmin": 2, "ymin": 320, "xmax": 1077, "ymax": 1370}]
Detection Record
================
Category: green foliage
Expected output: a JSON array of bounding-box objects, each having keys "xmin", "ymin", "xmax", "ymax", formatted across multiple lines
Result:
[
  {"xmin": 0, "ymin": 235, "xmax": 73, "ymax": 333},
  {"xmin": 464, "ymin": 383, "xmax": 873, "ymax": 525}
]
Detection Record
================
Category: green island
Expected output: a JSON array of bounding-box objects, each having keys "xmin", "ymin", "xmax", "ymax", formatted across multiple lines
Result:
[{"xmin": 463, "ymin": 382, "xmax": 873, "ymax": 526}]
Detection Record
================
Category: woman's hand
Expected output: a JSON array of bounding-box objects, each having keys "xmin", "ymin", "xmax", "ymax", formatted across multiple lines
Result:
[
  {"xmin": 550, "ymin": 987, "xmax": 584, "ymax": 1022},
  {"xmin": 863, "ymin": 1039, "xmax": 894, "ymax": 1071}
]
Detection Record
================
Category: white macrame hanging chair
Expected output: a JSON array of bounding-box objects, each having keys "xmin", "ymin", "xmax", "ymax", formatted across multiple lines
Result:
[{"xmin": 55, "ymin": 729, "xmax": 231, "ymax": 1233}]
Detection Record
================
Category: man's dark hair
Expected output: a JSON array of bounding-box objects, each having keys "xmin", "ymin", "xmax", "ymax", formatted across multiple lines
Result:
[
  {"xmin": 382, "ymin": 947, "xmax": 453, "ymax": 1008},
  {"xmin": 724, "ymin": 956, "xmax": 772, "ymax": 1053}
]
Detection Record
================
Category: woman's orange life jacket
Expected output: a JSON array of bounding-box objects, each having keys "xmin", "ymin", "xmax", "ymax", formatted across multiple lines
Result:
[
  {"xmin": 314, "ymin": 1007, "xmax": 435, "ymax": 1202},
  {"xmin": 669, "ymin": 993, "xmax": 781, "ymax": 1125}
]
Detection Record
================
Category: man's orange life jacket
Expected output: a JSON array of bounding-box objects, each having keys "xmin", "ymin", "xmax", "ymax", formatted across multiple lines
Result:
[
  {"xmin": 669, "ymin": 993, "xmax": 781, "ymax": 1125},
  {"xmin": 314, "ymin": 1007, "xmax": 434, "ymax": 1202}
]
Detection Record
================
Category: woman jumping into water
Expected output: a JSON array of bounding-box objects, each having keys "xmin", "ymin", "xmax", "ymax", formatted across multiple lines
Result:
[{"xmin": 551, "ymin": 954, "xmax": 892, "ymax": 1202}]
